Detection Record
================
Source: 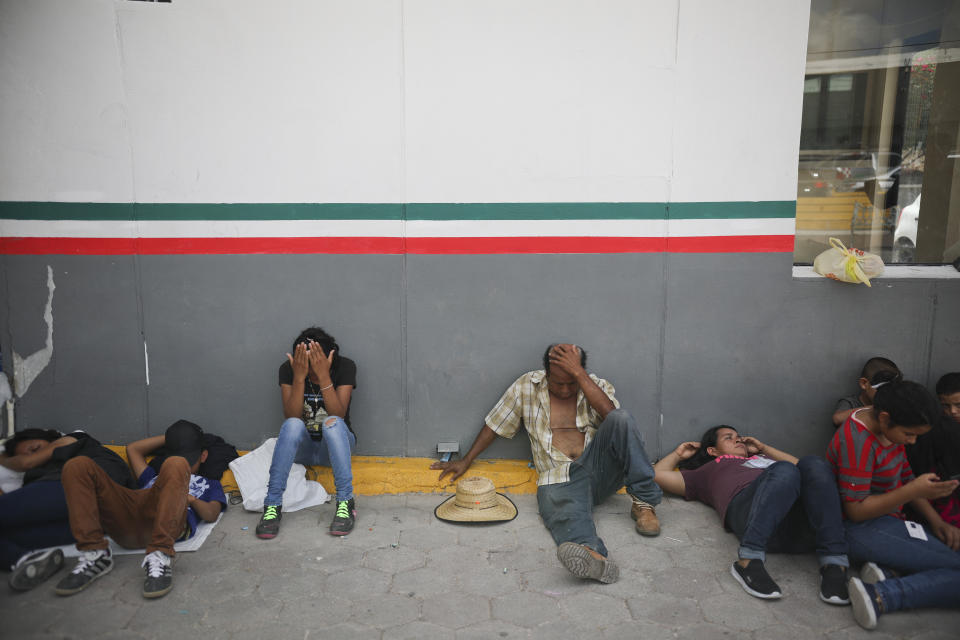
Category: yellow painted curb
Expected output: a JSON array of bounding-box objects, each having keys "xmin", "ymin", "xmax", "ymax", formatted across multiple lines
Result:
[
  {"xmin": 309, "ymin": 456, "xmax": 540, "ymax": 495},
  {"xmin": 105, "ymin": 446, "xmax": 539, "ymax": 495}
]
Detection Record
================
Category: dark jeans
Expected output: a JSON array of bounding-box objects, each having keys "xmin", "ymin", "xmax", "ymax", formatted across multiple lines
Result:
[
  {"xmin": 0, "ymin": 480, "xmax": 75, "ymax": 570},
  {"xmin": 536, "ymin": 409, "xmax": 661, "ymax": 557},
  {"xmin": 844, "ymin": 515, "xmax": 960, "ymax": 612},
  {"xmin": 725, "ymin": 456, "xmax": 848, "ymax": 567}
]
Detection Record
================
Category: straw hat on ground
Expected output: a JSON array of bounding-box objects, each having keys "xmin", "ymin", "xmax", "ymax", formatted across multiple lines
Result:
[{"xmin": 434, "ymin": 476, "xmax": 518, "ymax": 523}]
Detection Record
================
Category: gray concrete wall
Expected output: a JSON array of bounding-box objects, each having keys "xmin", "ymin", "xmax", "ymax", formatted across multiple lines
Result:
[{"xmin": 3, "ymin": 253, "xmax": 957, "ymax": 459}]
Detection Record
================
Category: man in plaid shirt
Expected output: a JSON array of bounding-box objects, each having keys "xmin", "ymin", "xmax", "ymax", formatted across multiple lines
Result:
[{"xmin": 432, "ymin": 344, "xmax": 662, "ymax": 583}]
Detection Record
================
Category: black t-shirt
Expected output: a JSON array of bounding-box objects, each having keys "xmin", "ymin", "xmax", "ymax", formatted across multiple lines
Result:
[
  {"xmin": 278, "ymin": 356, "xmax": 357, "ymax": 430},
  {"xmin": 24, "ymin": 430, "xmax": 137, "ymax": 489}
]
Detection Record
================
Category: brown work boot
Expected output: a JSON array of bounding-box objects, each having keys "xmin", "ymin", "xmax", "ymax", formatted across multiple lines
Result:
[
  {"xmin": 556, "ymin": 542, "xmax": 619, "ymax": 584},
  {"xmin": 631, "ymin": 500, "xmax": 661, "ymax": 537}
]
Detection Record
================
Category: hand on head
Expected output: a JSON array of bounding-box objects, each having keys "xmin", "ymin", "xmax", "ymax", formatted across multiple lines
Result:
[
  {"xmin": 548, "ymin": 344, "xmax": 584, "ymax": 377},
  {"xmin": 306, "ymin": 340, "xmax": 335, "ymax": 378},
  {"xmin": 286, "ymin": 342, "xmax": 311, "ymax": 380},
  {"xmin": 740, "ymin": 436, "xmax": 766, "ymax": 455},
  {"xmin": 674, "ymin": 441, "xmax": 701, "ymax": 459}
]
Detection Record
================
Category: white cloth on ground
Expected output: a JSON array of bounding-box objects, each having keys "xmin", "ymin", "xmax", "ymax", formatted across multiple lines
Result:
[
  {"xmin": 49, "ymin": 512, "xmax": 223, "ymax": 558},
  {"xmin": 228, "ymin": 437, "xmax": 330, "ymax": 512}
]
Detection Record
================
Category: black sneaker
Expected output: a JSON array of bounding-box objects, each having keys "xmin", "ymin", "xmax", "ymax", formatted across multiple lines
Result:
[
  {"xmin": 730, "ymin": 559, "xmax": 782, "ymax": 599},
  {"xmin": 9, "ymin": 548, "xmax": 64, "ymax": 591},
  {"xmin": 55, "ymin": 549, "xmax": 113, "ymax": 596},
  {"xmin": 849, "ymin": 577, "xmax": 882, "ymax": 630},
  {"xmin": 329, "ymin": 498, "xmax": 356, "ymax": 536},
  {"xmin": 256, "ymin": 505, "xmax": 282, "ymax": 539},
  {"xmin": 141, "ymin": 550, "xmax": 173, "ymax": 599},
  {"xmin": 819, "ymin": 564, "xmax": 850, "ymax": 605}
]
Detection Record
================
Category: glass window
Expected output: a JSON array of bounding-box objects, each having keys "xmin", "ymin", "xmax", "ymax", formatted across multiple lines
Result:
[{"xmin": 795, "ymin": 0, "xmax": 960, "ymax": 265}]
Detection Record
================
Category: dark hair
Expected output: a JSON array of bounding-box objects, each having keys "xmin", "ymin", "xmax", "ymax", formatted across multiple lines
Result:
[
  {"xmin": 873, "ymin": 380, "xmax": 940, "ymax": 428},
  {"xmin": 936, "ymin": 372, "xmax": 960, "ymax": 397},
  {"xmin": 293, "ymin": 327, "xmax": 340, "ymax": 360},
  {"xmin": 677, "ymin": 425, "xmax": 737, "ymax": 471},
  {"xmin": 3, "ymin": 428, "xmax": 61, "ymax": 457},
  {"xmin": 543, "ymin": 344, "xmax": 587, "ymax": 375},
  {"xmin": 860, "ymin": 357, "xmax": 902, "ymax": 385}
]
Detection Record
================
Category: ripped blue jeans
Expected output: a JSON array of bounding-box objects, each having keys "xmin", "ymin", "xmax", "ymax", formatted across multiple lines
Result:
[{"xmin": 265, "ymin": 416, "xmax": 355, "ymax": 505}]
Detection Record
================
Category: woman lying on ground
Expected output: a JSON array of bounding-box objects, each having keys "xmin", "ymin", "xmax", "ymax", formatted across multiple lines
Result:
[
  {"xmin": 654, "ymin": 426, "xmax": 850, "ymax": 604},
  {"xmin": 827, "ymin": 380, "xmax": 960, "ymax": 630}
]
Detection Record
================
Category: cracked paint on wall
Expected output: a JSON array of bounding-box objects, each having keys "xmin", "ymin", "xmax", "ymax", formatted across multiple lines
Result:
[{"xmin": 13, "ymin": 265, "xmax": 55, "ymax": 397}]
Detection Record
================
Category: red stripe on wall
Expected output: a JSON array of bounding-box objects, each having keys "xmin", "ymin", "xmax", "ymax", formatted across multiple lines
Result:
[
  {"xmin": 405, "ymin": 236, "xmax": 667, "ymax": 254},
  {"xmin": 0, "ymin": 235, "xmax": 795, "ymax": 255},
  {"xmin": 0, "ymin": 237, "xmax": 406, "ymax": 255},
  {"xmin": 666, "ymin": 235, "xmax": 795, "ymax": 253}
]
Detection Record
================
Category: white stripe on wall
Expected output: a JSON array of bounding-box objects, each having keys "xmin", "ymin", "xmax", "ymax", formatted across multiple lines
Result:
[{"xmin": 0, "ymin": 218, "xmax": 794, "ymax": 239}]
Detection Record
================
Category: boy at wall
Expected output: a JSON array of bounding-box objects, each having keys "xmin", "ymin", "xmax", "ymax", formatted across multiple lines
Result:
[
  {"xmin": 938, "ymin": 372, "xmax": 960, "ymax": 426},
  {"xmin": 55, "ymin": 420, "xmax": 226, "ymax": 599},
  {"xmin": 906, "ymin": 373, "xmax": 960, "ymax": 528},
  {"xmin": 832, "ymin": 357, "xmax": 902, "ymax": 427}
]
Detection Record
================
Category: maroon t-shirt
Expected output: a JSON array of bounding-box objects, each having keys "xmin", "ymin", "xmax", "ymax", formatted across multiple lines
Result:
[{"xmin": 679, "ymin": 456, "xmax": 770, "ymax": 525}]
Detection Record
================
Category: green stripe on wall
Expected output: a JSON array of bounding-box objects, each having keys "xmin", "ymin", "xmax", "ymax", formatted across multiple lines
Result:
[
  {"xmin": 0, "ymin": 202, "xmax": 404, "ymax": 221},
  {"xmin": 0, "ymin": 201, "xmax": 795, "ymax": 221},
  {"xmin": 404, "ymin": 202, "xmax": 668, "ymax": 220}
]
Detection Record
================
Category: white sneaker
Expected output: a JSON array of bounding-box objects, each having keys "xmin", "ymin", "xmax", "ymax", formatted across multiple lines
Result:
[{"xmin": 860, "ymin": 561, "xmax": 886, "ymax": 585}]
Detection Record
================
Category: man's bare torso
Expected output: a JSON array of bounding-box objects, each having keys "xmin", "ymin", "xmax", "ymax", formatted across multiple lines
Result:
[{"xmin": 550, "ymin": 394, "xmax": 585, "ymax": 459}]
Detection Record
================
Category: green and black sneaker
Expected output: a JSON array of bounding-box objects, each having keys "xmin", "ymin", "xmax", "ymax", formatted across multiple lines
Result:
[
  {"xmin": 256, "ymin": 505, "xmax": 282, "ymax": 539},
  {"xmin": 329, "ymin": 498, "xmax": 356, "ymax": 536}
]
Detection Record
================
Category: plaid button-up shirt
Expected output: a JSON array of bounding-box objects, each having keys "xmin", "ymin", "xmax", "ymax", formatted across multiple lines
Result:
[{"xmin": 485, "ymin": 369, "xmax": 619, "ymax": 486}]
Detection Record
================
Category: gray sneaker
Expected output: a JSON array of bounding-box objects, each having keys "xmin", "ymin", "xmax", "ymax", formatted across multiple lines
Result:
[
  {"xmin": 55, "ymin": 549, "xmax": 113, "ymax": 596},
  {"xmin": 141, "ymin": 550, "xmax": 173, "ymax": 599},
  {"xmin": 9, "ymin": 548, "xmax": 64, "ymax": 591}
]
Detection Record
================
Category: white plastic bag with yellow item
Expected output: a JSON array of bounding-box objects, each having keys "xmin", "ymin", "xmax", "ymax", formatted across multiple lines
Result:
[{"xmin": 813, "ymin": 238, "xmax": 884, "ymax": 286}]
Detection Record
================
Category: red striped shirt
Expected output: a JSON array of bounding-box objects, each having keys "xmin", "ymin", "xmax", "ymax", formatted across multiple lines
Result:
[{"xmin": 826, "ymin": 410, "xmax": 914, "ymax": 518}]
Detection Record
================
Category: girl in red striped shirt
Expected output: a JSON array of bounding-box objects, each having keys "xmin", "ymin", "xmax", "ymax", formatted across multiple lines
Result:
[{"xmin": 826, "ymin": 380, "xmax": 960, "ymax": 630}]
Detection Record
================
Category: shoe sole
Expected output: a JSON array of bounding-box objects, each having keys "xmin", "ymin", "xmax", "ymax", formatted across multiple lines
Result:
[
  {"xmin": 819, "ymin": 592, "xmax": 851, "ymax": 605},
  {"xmin": 860, "ymin": 562, "xmax": 885, "ymax": 585},
  {"xmin": 143, "ymin": 583, "xmax": 173, "ymax": 599},
  {"xmin": 54, "ymin": 560, "xmax": 113, "ymax": 596},
  {"xmin": 730, "ymin": 563, "xmax": 782, "ymax": 599},
  {"xmin": 255, "ymin": 531, "xmax": 278, "ymax": 539},
  {"xmin": 556, "ymin": 542, "xmax": 619, "ymax": 584},
  {"xmin": 9, "ymin": 549, "xmax": 64, "ymax": 591},
  {"xmin": 848, "ymin": 577, "xmax": 878, "ymax": 630}
]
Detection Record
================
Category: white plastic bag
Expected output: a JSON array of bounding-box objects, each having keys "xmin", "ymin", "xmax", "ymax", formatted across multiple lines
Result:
[
  {"xmin": 813, "ymin": 238, "xmax": 884, "ymax": 287},
  {"xmin": 228, "ymin": 438, "xmax": 329, "ymax": 512}
]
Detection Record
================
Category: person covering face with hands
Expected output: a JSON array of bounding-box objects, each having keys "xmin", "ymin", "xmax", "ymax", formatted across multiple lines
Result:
[{"xmin": 256, "ymin": 327, "xmax": 358, "ymax": 539}]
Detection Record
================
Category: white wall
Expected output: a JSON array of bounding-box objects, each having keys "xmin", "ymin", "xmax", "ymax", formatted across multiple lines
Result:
[{"xmin": 0, "ymin": 0, "xmax": 811, "ymax": 205}]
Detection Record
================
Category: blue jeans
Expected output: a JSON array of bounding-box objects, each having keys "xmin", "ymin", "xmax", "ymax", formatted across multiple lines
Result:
[
  {"xmin": 0, "ymin": 480, "xmax": 75, "ymax": 570},
  {"xmin": 725, "ymin": 456, "xmax": 848, "ymax": 567},
  {"xmin": 265, "ymin": 416, "xmax": 356, "ymax": 505},
  {"xmin": 536, "ymin": 409, "xmax": 662, "ymax": 557},
  {"xmin": 844, "ymin": 515, "xmax": 960, "ymax": 612}
]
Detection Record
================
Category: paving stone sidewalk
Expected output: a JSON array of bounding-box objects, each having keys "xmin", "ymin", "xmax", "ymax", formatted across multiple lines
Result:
[{"xmin": 2, "ymin": 493, "xmax": 956, "ymax": 639}]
